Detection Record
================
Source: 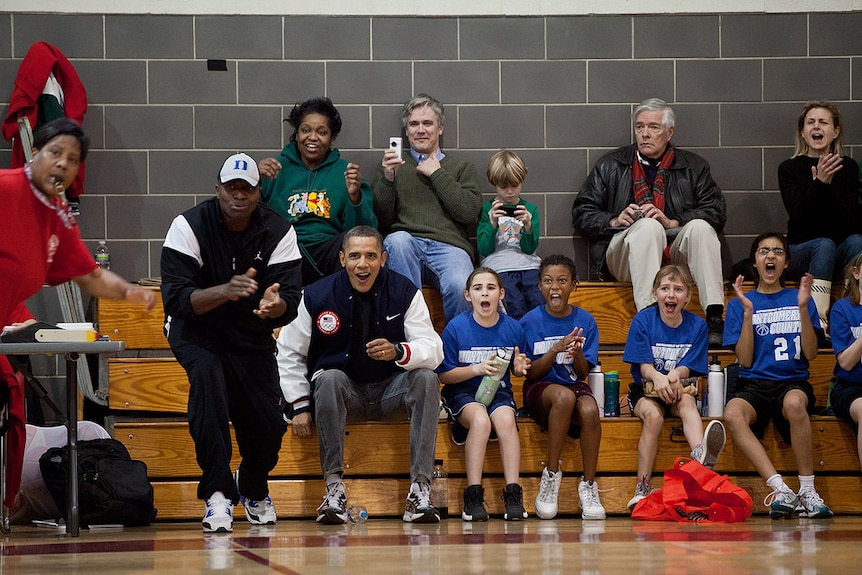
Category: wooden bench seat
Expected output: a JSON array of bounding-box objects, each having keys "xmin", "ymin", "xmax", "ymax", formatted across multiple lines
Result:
[
  {"xmin": 115, "ymin": 419, "xmax": 858, "ymax": 479},
  {"xmin": 113, "ymin": 418, "xmax": 862, "ymax": 519}
]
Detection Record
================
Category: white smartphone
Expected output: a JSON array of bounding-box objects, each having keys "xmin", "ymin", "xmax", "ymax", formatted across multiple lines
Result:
[{"xmin": 389, "ymin": 137, "xmax": 402, "ymax": 158}]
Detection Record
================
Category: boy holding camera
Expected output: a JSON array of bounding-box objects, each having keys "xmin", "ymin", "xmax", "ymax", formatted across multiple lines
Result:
[{"xmin": 477, "ymin": 149, "xmax": 543, "ymax": 319}]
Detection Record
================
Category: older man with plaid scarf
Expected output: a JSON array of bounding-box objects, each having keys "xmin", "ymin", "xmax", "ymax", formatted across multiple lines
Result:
[{"xmin": 572, "ymin": 98, "xmax": 727, "ymax": 347}]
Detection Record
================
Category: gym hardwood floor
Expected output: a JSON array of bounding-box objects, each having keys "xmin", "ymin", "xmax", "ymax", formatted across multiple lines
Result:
[{"xmin": 2, "ymin": 515, "xmax": 861, "ymax": 574}]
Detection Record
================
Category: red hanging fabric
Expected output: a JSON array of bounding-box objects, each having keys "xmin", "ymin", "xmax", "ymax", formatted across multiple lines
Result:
[{"xmin": 1, "ymin": 42, "xmax": 88, "ymax": 199}]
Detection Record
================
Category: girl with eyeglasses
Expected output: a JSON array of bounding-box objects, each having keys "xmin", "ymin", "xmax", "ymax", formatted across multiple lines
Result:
[{"xmin": 723, "ymin": 232, "xmax": 833, "ymax": 520}]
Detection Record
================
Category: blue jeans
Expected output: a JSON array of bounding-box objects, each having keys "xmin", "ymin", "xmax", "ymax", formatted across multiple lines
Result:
[
  {"xmin": 788, "ymin": 235, "xmax": 862, "ymax": 281},
  {"xmin": 500, "ymin": 269, "xmax": 544, "ymax": 319},
  {"xmin": 383, "ymin": 231, "xmax": 474, "ymax": 322}
]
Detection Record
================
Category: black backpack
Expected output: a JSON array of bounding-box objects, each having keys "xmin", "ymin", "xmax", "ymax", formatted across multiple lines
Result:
[{"xmin": 39, "ymin": 438, "xmax": 157, "ymax": 526}]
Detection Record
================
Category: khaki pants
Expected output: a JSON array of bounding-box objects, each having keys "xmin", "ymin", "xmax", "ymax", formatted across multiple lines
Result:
[{"xmin": 606, "ymin": 218, "xmax": 724, "ymax": 312}]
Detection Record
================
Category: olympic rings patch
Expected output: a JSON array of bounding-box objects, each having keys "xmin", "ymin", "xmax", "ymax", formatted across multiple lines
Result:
[{"xmin": 316, "ymin": 310, "xmax": 341, "ymax": 334}]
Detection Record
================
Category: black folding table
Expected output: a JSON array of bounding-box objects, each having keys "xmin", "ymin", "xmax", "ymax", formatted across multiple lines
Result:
[{"xmin": 0, "ymin": 340, "xmax": 124, "ymax": 536}]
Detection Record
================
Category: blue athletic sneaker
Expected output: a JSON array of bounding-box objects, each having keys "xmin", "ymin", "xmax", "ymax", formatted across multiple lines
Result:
[
  {"xmin": 203, "ymin": 491, "xmax": 233, "ymax": 533},
  {"xmin": 764, "ymin": 487, "xmax": 801, "ymax": 520}
]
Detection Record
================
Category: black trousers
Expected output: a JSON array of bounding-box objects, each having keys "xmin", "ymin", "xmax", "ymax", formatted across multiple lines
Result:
[{"xmin": 171, "ymin": 339, "xmax": 287, "ymax": 502}]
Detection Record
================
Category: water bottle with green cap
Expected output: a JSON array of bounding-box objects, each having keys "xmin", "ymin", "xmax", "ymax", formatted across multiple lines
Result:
[{"xmin": 604, "ymin": 370, "xmax": 620, "ymax": 417}]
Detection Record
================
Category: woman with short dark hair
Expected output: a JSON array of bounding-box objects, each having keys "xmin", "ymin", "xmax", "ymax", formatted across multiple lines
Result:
[{"xmin": 258, "ymin": 97, "xmax": 376, "ymax": 285}]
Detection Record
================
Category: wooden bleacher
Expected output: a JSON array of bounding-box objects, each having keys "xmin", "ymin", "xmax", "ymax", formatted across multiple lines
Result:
[{"xmin": 97, "ymin": 283, "xmax": 862, "ymax": 520}]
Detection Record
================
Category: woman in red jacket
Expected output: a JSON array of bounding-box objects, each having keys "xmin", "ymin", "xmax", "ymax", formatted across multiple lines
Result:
[{"xmin": 0, "ymin": 118, "xmax": 154, "ymax": 509}]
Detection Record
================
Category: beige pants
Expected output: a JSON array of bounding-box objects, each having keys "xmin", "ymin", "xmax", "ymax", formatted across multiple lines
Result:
[{"xmin": 606, "ymin": 218, "xmax": 724, "ymax": 312}]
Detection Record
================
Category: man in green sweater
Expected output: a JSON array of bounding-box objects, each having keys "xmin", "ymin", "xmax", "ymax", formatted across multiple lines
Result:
[{"xmin": 373, "ymin": 94, "xmax": 483, "ymax": 322}]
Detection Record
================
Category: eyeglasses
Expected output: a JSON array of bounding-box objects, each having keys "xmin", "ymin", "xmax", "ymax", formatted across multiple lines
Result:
[
  {"xmin": 756, "ymin": 247, "xmax": 785, "ymax": 256},
  {"xmin": 634, "ymin": 123, "xmax": 664, "ymax": 135}
]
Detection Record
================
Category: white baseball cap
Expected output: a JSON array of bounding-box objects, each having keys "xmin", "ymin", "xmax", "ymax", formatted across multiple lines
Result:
[{"xmin": 219, "ymin": 153, "xmax": 260, "ymax": 186}]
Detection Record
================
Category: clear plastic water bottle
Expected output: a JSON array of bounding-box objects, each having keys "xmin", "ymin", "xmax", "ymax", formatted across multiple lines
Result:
[
  {"xmin": 431, "ymin": 459, "xmax": 449, "ymax": 520},
  {"xmin": 475, "ymin": 347, "xmax": 512, "ymax": 406},
  {"xmin": 94, "ymin": 241, "xmax": 111, "ymax": 270},
  {"xmin": 347, "ymin": 504, "xmax": 368, "ymax": 523},
  {"xmin": 588, "ymin": 362, "xmax": 605, "ymax": 417}
]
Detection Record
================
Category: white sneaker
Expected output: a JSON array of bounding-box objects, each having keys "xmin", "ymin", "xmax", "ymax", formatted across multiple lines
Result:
[
  {"xmin": 403, "ymin": 481, "xmax": 440, "ymax": 523},
  {"xmin": 796, "ymin": 486, "xmax": 834, "ymax": 519},
  {"xmin": 535, "ymin": 467, "xmax": 563, "ymax": 519},
  {"xmin": 317, "ymin": 481, "xmax": 348, "ymax": 524},
  {"xmin": 764, "ymin": 486, "xmax": 801, "ymax": 520},
  {"xmin": 627, "ymin": 480, "xmax": 650, "ymax": 511},
  {"xmin": 577, "ymin": 478, "xmax": 606, "ymax": 520},
  {"xmin": 691, "ymin": 420, "xmax": 726, "ymax": 470},
  {"xmin": 203, "ymin": 491, "xmax": 233, "ymax": 533},
  {"xmin": 240, "ymin": 495, "xmax": 277, "ymax": 525},
  {"xmin": 235, "ymin": 468, "xmax": 277, "ymax": 525}
]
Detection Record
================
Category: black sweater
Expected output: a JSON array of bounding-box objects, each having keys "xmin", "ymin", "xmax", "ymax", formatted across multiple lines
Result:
[{"xmin": 778, "ymin": 154, "xmax": 862, "ymax": 245}]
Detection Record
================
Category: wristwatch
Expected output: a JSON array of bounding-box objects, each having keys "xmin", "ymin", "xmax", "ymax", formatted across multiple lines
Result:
[{"xmin": 393, "ymin": 342, "xmax": 405, "ymax": 362}]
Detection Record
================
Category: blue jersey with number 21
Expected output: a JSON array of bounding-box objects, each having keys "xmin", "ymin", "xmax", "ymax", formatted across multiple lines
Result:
[{"xmin": 723, "ymin": 288, "xmax": 821, "ymax": 381}]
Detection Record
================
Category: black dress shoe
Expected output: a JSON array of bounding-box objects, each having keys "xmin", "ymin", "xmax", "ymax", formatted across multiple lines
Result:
[{"xmin": 707, "ymin": 316, "xmax": 724, "ymax": 348}]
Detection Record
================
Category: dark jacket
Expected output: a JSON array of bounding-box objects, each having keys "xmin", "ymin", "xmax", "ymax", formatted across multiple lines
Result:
[
  {"xmin": 160, "ymin": 197, "xmax": 302, "ymax": 353},
  {"xmin": 302, "ymin": 267, "xmax": 419, "ymax": 377},
  {"xmin": 572, "ymin": 144, "xmax": 727, "ymax": 279},
  {"xmin": 276, "ymin": 266, "xmax": 443, "ymax": 416}
]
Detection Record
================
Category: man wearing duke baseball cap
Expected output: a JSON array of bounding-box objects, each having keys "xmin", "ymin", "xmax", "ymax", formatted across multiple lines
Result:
[{"xmin": 160, "ymin": 152, "xmax": 303, "ymax": 533}]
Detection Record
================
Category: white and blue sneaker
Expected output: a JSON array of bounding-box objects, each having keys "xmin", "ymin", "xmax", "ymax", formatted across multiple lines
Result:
[
  {"xmin": 240, "ymin": 495, "xmax": 277, "ymax": 525},
  {"xmin": 235, "ymin": 468, "xmax": 277, "ymax": 525},
  {"xmin": 764, "ymin": 487, "xmax": 801, "ymax": 520},
  {"xmin": 797, "ymin": 486, "xmax": 834, "ymax": 519},
  {"xmin": 203, "ymin": 491, "xmax": 233, "ymax": 533}
]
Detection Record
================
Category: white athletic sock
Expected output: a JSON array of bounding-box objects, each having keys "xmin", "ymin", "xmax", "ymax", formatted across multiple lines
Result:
[
  {"xmin": 766, "ymin": 474, "xmax": 785, "ymax": 492},
  {"xmin": 798, "ymin": 475, "xmax": 815, "ymax": 491}
]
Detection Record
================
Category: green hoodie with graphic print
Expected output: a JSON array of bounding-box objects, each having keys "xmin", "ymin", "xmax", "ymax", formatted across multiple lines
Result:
[{"xmin": 261, "ymin": 141, "xmax": 377, "ymax": 251}]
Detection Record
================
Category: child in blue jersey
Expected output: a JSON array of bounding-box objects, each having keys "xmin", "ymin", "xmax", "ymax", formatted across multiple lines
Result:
[
  {"xmin": 437, "ymin": 267, "xmax": 530, "ymax": 521},
  {"xmin": 624, "ymin": 265, "xmax": 727, "ymax": 512},
  {"xmin": 829, "ymin": 250, "xmax": 862, "ymax": 475},
  {"xmin": 723, "ymin": 232, "xmax": 833, "ymax": 519},
  {"xmin": 520, "ymin": 254, "xmax": 605, "ymax": 520},
  {"xmin": 476, "ymin": 149, "xmax": 543, "ymax": 319}
]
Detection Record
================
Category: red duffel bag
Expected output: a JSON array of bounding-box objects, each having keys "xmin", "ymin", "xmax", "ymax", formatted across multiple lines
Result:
[{"xmin": 632, "ymin": 457, "xmax": 753, "ymax": 522}]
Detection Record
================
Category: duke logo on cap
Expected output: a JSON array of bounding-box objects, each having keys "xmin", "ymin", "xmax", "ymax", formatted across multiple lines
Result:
[{"xmin": 220, "ymin": 153, "xmax": 260, "ymax": 187}]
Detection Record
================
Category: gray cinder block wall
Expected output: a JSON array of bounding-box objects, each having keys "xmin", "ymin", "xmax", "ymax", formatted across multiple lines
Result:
[{"xmin": 2, "ymin": 11, "xmax": 862, "ymax": 283}]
